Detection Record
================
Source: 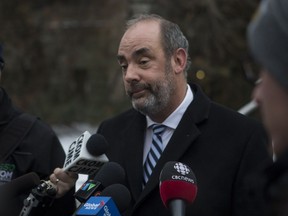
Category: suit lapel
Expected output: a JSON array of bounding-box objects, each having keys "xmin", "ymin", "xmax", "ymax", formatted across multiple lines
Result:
[{"xmin": 122, "ymin": 113, "xmax": 146, "ymax": 201}]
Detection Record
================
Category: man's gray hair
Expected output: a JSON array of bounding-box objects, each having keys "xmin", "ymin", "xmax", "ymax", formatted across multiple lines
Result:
[{"xmin": 126, "ymin": 14, "xmax": 191, "ymax": 76}]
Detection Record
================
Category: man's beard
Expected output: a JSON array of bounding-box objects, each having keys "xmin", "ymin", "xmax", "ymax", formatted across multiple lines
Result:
[{"xmin": 128, "ymin": 63, "xmax": 176, "ymax": 116}]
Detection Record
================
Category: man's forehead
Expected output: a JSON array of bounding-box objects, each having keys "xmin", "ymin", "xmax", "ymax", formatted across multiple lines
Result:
[
  {"xmin": 122, "ymin": 20, "xmax": 161, "ymax": 42},
  {"xmin": 118, "ymin": 22, "xmax": 161, "ymax": 56}
]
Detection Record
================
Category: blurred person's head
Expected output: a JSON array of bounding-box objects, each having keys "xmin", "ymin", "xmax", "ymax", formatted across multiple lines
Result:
[
  {"xmin": 117, "ymin": 14, "xmax": 190, "ymax": 122},
  {"xmin": 248, "ymin": 0, "xmax": 288, "ymax": 156}
]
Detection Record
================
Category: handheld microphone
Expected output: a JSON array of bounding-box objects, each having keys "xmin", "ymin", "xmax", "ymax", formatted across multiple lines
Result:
[
  {"xmin": 100, "ymin": 184, "xmax": 131, "ymax": 213},
  {"xmin": 63, "ymin": 131, "xmax": 109, "ymax": 176},
  {"xmin": 19, "ymin": 179, "xmax": 61, "ymax": 216},
  {"xmin": 71, "ymin": 161, "xmax": 126, "ymax": 216},
  {"xmin": 0, "ymin": 172, "xmax": 40, "ymax": 198},
  {"xmin": 159, "ymin": 161, "xmax": 198, "ymax": 216},
  {"xmin": 76, "ymin": 184, "xmax": 131, "ymax": 216},
  {"xmin": 0, "ymin": 172, "xmax": 40, "ymax": 215},
  {"xmin": 74, "ymin": 161, "xmax": 125, "ymax": 203}
]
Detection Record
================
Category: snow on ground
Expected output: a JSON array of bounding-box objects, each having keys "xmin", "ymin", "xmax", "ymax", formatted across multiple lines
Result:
[{"xmin": 53, "ymin": 123, "xmax": 98, "ymax": 191}]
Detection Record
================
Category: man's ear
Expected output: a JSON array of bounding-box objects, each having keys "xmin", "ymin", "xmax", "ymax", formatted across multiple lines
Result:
[{"xmin": 172, "ymin": 48, "xmax": 187, "ymax": 74}]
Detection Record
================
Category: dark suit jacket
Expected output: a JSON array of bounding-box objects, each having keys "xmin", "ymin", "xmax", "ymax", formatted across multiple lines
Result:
[{"xmin": 97, "ymin": 83, "xmax": 272, "ymax": 216}]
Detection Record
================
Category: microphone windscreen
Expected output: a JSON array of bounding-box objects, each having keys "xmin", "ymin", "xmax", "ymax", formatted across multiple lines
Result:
[
  {"xmin": 101, "ymin": 184, "xmax": 131, "ymax": 213},
  {"xmin": 94, "ymin": 162, "xmax": 125, "ymax": 187},
  {"xmin": 0, "ymin": 172, "xmax": 40, "ymax": 198},
  {"xmin": 159, "ymin": 161, "xmax": 197, "ymax": 207},
  {"xmin": 86, "ymin": 134, "xmax": 109, "ymax": 156}
]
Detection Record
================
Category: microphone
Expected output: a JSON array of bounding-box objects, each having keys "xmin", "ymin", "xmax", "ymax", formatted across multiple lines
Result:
[
  {"xmin": 19, "ymin": 179, "xmax": 61, "ymax": 216},
  {"xmin": 0, "ymin": 172, "xmax": 40, "ymax": 198},
  {"xmin": 0, "ymin": 172, "xmax": 40, "ymax": 215},
  {"xmin": 63, "ymin": 131, "xmax": 109, "ymax": 176},
  {"xmin": 13, "ymin": 172, "xmax": 40, "ymax": 194},
  {"xmin": 76, "ymin": 184, "xmax": 131, "ymax": 216},
  {"xmin": 100, "ymin": 184, "xmax": 131, "ymax": 213},
  {"xmin": 74, "ymin": 161, "xmax": 125, "ymax": 203},
  {"xmin": 159, "ymin": 161, "xmax": 198, "ymax": 216},
  {"xmin": 20, "ymin": 132, "xmax": 111, "ymax": 216}
]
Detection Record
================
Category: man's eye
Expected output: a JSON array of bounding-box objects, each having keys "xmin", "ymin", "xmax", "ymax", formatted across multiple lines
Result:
[
  {"xmin": 120, "ymin": 64, "xmax": 128, "ymax": 71},
  {"xmin": 139, "ymin": 59, "xmax": 149, "ymax": 65}
]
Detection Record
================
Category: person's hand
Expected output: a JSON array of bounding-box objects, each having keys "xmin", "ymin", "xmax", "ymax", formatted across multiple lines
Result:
[{"xmin": 49, "ymin": 168, "xmax": 78, "ymax": 198}]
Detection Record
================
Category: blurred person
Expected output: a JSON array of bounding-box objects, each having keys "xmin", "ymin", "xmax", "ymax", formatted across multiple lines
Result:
[
  {"xmin": 0, "ymin": 45, "xmax": 76, "ymax": 215},
  {"xmin": 51, "ymin": 14, "xmax": 272, "ymax": 216},
  {"xmin": 248, "ymin": 0, "xmax": 288, "ymax": 215}
]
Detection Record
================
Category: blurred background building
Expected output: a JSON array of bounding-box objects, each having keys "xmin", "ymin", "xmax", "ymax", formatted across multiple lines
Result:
[
  {"xmin": 0, "ymin": 0, "xmax": 260, "ymax": 128},
  {"xmin": 0, "ymin": 0, "xmax": 262, "ymax": 190}
]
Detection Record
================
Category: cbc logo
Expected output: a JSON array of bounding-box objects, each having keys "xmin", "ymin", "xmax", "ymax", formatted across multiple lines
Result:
[{"xmin": 174, "ymin": 162, "xmax": 190, "ymax": 175}]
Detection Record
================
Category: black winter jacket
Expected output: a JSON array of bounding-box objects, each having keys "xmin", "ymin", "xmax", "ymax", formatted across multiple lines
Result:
[{"xmin": 0, "ymin": 87, "xmax": 75, "ymax": 216}]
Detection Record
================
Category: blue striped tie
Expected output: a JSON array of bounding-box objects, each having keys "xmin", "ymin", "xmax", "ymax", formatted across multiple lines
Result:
[{"xmin": 143, "ymin": 124, "xmax": 166, "ymax": 186}]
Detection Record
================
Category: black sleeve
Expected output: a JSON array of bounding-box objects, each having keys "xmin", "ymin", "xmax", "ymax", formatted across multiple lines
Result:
[{"xmin": 20, "ymin": 119, "xmax": 76, "ymax": 216}]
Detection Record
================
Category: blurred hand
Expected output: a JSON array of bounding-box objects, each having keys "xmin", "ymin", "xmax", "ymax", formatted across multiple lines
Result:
[{"xmin": 49, "ymin": 168, "xmax": 78, "ymax": 198}]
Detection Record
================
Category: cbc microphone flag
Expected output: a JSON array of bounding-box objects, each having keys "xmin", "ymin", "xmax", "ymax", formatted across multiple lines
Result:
[{"xmin": 76, "ymin": 196, "xmax": 120, "ymax": 216}]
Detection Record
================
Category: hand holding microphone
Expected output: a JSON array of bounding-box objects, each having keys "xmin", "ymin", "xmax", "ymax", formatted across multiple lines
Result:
[
  {"xmin": 49, "ymin": 131, "xmax": 110, "ymax": 198},
  {"xmin": 18, "ymin": 132, "xmax": 110, "ymax": 216},
  {"xmin": 49, "ymin": 167, "xmax": 78, "ymax": 198}
]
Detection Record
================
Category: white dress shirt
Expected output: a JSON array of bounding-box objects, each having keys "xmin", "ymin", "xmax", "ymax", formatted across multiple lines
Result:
[{"xmin": 143, "ymin": 84, "xmax": 194, "ymax": 163}]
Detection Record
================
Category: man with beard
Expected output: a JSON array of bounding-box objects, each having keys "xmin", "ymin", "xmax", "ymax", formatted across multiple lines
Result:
[{"xmin": 51, "ymin": 14, "xmax": 272, "ymax": 216}]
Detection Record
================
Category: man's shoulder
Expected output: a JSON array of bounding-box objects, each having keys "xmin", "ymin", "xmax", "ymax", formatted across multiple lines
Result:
[
  {"xmin": 11, "ymin": 112, "xmax": 62, "ymax": 148},
  {"xmin": 204, "ymin": 101, "xmax": 268, "ymax": 142},
  {"xmin": 191, "ymin": 83, "xmax": 263, "ymax": 128},
  {"xmin": 211, "ymin": 101, "xmax": 262, "ymax": 126}
]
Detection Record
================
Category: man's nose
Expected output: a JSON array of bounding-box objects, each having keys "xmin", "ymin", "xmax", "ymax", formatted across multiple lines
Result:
[{"xmin": 124, "ymin": 64, "xmax": 140, "ymax": 83}]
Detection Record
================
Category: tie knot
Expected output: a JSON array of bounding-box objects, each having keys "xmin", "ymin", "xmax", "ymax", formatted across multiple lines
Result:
[{"xmin": 152, "ymin": 124, "xmax": 166, "ymax": 135}]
